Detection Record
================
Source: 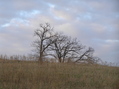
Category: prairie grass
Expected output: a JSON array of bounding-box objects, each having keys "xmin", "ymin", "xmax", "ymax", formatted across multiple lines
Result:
[{"xmin": 0, "ymin": 60, "xmax": 119, "ymax": 89}]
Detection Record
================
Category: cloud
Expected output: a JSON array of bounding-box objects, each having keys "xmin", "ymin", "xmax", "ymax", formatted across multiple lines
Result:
[
  {"xmin": 50, "ymin": 8, "xmax": 72, "ymax": 20},
  {"xmin": 0, "ymin": 0, "xmax": 119, "ymax": 64},
  {"xmin": 95, "ymin": 39, "xmax": 119, "ymax": 63}
]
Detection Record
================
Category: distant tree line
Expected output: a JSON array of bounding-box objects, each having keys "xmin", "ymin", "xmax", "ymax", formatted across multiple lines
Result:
[
  {"xmin": 0, "ymin": 55, "xmax": 31, "ymax": 61},
  {"xmin": 32, "ymin": 23, "xmax": 100, "ymax": 64}
]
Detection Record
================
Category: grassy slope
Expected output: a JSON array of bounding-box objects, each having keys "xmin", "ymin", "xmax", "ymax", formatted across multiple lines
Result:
[{"xmin": 0, "ymin": 61, "xmax": 119, "ymax": 89}]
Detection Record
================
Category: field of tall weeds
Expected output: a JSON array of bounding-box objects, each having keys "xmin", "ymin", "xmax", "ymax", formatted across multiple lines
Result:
[{"xmin": 0, "ymin": 60, "xmax": 119, "ymax": 89}]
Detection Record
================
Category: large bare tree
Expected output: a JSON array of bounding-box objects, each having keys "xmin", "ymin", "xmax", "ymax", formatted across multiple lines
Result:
[
  {"xmin": 32, "ymin": 23, "xmax": 100, "ymax": 64},
  {"xmin": 49, "ymin": 33, "xmax": 99, "ymax": 64},
  {"xmin": 33, "ymin": 23, "xmax": 57, "ymax": 63},
  {"xmin": 49, "ymin": 33, "xmax": 84, "ymax": 63}
]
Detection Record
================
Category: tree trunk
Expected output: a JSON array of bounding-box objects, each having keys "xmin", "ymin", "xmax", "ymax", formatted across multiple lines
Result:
[{"xmin": 39, "ymin": 52, "xmax": 43, "ymax": 64}]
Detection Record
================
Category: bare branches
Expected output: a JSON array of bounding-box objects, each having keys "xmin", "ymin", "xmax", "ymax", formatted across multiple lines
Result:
[
  {"xmin": 75, "ymin": 47, "xmax": 94, "ymax": 63},
  {"xmin": 32, "ymin": 23, "xmax": 100, "ymax": 64},
  {"xmin": 32, "ymin": 23, "xmax": 57, "ymax": 63},
  {"xmin": 49, "ymin": 33, "xmax": 84, "ymax": 63}
]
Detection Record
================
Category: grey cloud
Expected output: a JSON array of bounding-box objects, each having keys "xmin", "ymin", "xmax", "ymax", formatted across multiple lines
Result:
[
  {"xmin": 0, "ymin": 0, "xmax": 50, "ymax": 25},
  {"xmin": 0, "ymin": 24, "xmax": 34, "ymax": 55},
  {"xmin": 0, "ymin": 0, "xmax": 119, "ymax": 63}
]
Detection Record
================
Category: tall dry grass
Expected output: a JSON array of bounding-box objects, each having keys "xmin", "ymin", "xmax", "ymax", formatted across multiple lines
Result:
[{"xmin": 0, "ymin": 59, "xmax": 119, "ymax": 89}]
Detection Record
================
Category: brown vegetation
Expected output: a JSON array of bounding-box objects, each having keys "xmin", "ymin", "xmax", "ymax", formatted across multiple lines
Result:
[{"xmin": 0, "ymin": 59, "xmax": 119, "ymax": 89}]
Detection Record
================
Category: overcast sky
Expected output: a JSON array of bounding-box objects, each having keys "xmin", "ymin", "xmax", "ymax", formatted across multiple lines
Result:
[{"xmin": 0, "ymin": 0, "xmax": 119, "ymax": 64}]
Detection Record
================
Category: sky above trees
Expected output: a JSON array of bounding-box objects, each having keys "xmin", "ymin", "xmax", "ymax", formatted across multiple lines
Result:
[{"xmin": 0, "ymin": 0, "xmax": 119, "ymax": 63}]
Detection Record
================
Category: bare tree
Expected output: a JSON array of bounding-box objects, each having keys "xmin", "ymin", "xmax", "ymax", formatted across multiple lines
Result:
[
  {"xmin": 49, "ymin": 33, "xmax": 84, "ymax": 63},
  {"xmin": 32, "ymin": 23, "xmax": 57, "ymax": 63},
  {"xmin": 32, "ymin": 23, "xmax": 100, "ymax": 64},
  {"xmin": 50, "ymin": 33, "xmax": 99, "ymax": 64}
]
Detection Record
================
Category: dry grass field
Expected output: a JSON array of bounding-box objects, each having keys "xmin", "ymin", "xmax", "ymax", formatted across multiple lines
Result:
[{"xmin": 0, "ymin": 59, "xmax": 119, "ymax": 89}]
